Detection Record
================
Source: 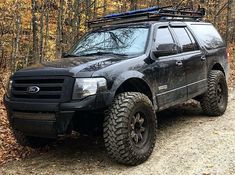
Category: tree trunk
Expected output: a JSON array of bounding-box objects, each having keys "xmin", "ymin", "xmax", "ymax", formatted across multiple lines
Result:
[
  {"xmin": 72, "ymin": 0, "xmax": 81, "ymax": 42},
  {"xmin": 130, "ymin": 0, "xmax": 138, "ymax": 10},
  {"xmin": 103, "ymin": 0, "xmax": 107, "ymax": 15},
  {"xmin": 85, "ymin": 0, "xmax": 91, "ymax": 30},
  {"xmin": 214, "ymin": 0, "xmax": 220, "ymax": 25},
  {"xmin": 56, "ymin": 0, "xmax": 64, "ymax": 58},
  {"xmin": 93, "ymin": 0, "xmax": 97, "ymax": 18},
  {"xmin": 31, "ymin": 0, "xmax": 39, "ymax": 64},
  {"xmin": 226, "ymin": 0, "xmax": 233, "ymax": 45},
  {"xmin": 11, "ymin": 2, "xmax": 21, "ymax": 73},
  {"xmin": 121, "ymin": 0, "xmax": 127, "ymax": 12},
  {"xmin": 26, "ymin": 19, "xmax": 32, "ymax": 67},
  {"xmin": 44, "ymin": 3, "xmax": 49, "ymax": 60},
  {"xmin": 39, "ymin": 0, "xmax": 45, "ymax": 63}
]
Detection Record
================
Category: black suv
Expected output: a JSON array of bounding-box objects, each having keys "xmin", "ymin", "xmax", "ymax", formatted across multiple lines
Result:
[{"xmin": 4, "ymin": 7, "xmax": 229, "ymax": 165}]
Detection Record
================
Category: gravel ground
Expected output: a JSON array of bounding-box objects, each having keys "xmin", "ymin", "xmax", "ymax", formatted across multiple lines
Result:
[{"xmin": 1, "ymin": 90, "xmax": 235, "ymax": 175}]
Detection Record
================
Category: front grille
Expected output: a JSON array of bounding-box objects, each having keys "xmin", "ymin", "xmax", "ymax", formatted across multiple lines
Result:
[{"xmin": 11, "ymin": 76, "xmax": 74, "ymax": 102}]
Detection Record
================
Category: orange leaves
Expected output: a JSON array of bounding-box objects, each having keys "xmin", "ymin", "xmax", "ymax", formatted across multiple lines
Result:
[{"xmin": 0, "ymin": 76, "xmax": 34, "ymax": 165}]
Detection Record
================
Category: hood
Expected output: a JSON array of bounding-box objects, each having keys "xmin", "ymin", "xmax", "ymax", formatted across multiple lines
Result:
[{"xmin": 14, "ymin": 56, "xmax": 126, "ymax": 77}]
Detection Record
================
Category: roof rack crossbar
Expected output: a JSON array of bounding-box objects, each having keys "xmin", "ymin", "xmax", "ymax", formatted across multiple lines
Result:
[
  {"xmin": 104, "ymin": 6, "xmax": 173, "ymax": 19},
  {"xmin": 88, "ymin": 6, "xmax": 205, "ymax": 28}
]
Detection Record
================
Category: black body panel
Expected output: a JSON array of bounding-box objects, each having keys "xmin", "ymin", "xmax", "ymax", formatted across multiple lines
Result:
[{"xmin": 182, "ymin": 50, "xmax": 207, "ymax": 98}]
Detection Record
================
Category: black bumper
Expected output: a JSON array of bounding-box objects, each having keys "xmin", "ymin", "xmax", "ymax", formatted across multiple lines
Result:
[{"xmin": 4, "ymin": 93, "xmax": 112, "ymax": 138}]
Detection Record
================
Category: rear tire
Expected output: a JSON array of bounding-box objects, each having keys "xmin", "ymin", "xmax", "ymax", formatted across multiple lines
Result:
[
  {"xmin": 13, "ymin": 130, "xmax": 54, "ymax": 148},
  {"xmin": 103, "ymin": 92, "xmax": 157, "ymax": 165},
  {"xmin": 200, "ymin": 70, "xmax": 228, "ymax": 116}
]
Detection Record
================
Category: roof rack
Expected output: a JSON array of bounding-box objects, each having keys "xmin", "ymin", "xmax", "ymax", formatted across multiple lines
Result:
[{"xmin": 88, "ymin": 6, "xmax": 205, "ymax": 28}]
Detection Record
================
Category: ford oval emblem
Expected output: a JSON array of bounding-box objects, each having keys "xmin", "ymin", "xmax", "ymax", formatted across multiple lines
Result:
[{"xmin": 27, "ymin": 86, "xmax": 40, "ymax": 94}]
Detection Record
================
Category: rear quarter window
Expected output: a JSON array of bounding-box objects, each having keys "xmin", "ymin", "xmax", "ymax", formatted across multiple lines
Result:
[{"xmin": 190, "ymin": 24, "xmax": 225, "ymax": 50}]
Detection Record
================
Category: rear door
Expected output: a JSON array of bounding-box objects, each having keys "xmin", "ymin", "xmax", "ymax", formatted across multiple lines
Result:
[
  {"xmin": 170, "ymin": 26, "xmax": 207, "ymax": 99},
  {"xmin": 152, "ymin": 26, "xmax": 187, "ymax": 110}
]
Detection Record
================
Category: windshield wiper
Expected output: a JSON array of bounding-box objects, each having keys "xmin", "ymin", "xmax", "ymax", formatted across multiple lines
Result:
[
  {"xmin": 62, "ymin": 53, "xmax": 80, "ymax": 58},
  {"xmin": 79, "ymin": 51, "xmax": 128, "ymax": 57}
]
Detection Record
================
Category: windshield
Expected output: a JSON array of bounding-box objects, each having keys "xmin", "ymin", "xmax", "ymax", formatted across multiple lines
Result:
[{"xmin": 68, "ymin": 27, "xmax": 149, "ymax": 57}]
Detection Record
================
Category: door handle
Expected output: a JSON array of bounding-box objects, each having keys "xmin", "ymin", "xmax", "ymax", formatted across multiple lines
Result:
[
  {"xmin": 201, "ymin": 56, "xmax": 206, "ymax": 61},
  {"xmin": 176, "ymin": 60, "xmax": 183, "ymax": 67}
]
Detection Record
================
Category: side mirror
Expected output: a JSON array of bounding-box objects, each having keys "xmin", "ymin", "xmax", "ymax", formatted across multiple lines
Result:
[{"xmin": 153, "ymin": 43, "xmax": 178, "ymax": 58}]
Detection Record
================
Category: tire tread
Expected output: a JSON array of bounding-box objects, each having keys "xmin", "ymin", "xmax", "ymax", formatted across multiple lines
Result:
[
  {"xmin": 200, "ymin": 70, "xmax": 228, "ymax": 116},
  {"xmin": 103, "ymin": 92, "xmax": 156, "ymax": 165}
]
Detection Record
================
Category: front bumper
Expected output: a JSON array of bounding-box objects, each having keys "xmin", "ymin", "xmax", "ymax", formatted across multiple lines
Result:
[{"xmin": 4, "ymin": 93, "xmax": 113, "ymax": 138}]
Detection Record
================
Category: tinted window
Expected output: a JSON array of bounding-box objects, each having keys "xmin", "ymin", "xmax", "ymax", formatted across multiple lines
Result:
[
  {"xmin": 185, "ymin": 28, "xmax": 199, "ymax": 50},
  {"xmin": 190, "ymin": 24, "xmax": 224, "ymax": 50},
  {"xmin": 172, "ymin": 27, "xmax": 195, "ymax": 52},
  {"xmin": 156, "ymin": 27, "xmax": 174, "ymax": 45}
]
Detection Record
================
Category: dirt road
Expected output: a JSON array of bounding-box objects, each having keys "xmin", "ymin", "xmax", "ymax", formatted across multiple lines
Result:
[{"xmin": 1, "ymin": 90, "xmax": 235, "ymax": 175}]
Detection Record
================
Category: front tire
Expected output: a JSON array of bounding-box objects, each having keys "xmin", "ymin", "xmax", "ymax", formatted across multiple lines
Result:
[
  {"xmin": 103, "ymin": 92, "xmax": 157, "ymax": 165},
  {"xmin": 200, "ymin": 70, "xmax": 228, "ymax": 116}
]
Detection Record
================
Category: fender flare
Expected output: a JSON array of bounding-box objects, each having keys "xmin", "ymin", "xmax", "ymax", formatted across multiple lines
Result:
[{"xmin": 105, "ymin": 70, "xmax": 154, "ymax": 106}]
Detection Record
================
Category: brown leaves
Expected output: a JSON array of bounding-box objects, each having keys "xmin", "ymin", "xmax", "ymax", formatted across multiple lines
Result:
[
  {"xmin": 0, "ymin": 74, "xmax": 35, "ymax": 165},
  {"xmin": 0, "ymin": 71, "xmax": 50, "ymax": 165}
]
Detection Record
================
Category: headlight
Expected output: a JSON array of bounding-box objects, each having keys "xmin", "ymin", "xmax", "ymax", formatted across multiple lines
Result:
[
  {"xmin": 6, "ymin": 80, "xmax": 13, "ymax": 97},
  {"xmin": 72, "ymin": 78, "xmax": 107, "ymax": 99}
]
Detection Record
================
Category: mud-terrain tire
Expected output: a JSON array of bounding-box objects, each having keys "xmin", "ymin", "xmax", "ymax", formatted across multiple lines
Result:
[
  {"xmin": 13, "ymin": 130, "xmax": 54, "ymax": 148},
  {"xmin": 103, "ymin": 92, "xmax": 157, "ymax": 165},
  {"xmin": 200, "ymin": 70, "xmax": 228, "ymax": 116}
]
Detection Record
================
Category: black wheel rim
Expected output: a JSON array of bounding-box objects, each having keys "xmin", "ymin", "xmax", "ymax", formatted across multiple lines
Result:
[{"xmin": 130, "ymin": 112, "xmax": 148, "ymax": 147}]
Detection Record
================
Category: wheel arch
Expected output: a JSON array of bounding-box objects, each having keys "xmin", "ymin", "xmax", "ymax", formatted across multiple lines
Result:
[
  {"xmin": 115, "ymin": 78, "xmax": 153, "ymax": 103},
  {"xmin": 211, "ymin": 63, "xmax": 225, "ymax": 76},
  {"xmin": 104, "ymin": 71, "xmax": 156, "ymax": 109}
]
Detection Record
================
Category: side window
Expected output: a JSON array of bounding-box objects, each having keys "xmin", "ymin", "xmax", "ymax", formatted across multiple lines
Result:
[
  {"xmin": 172, "ymin": 27, "xmax": 195, "ymax": 52},
  {"xmin": 185, "ymin": 28, "xmax": 199, "ymax": 50},
  {"xmin": 190, "ymin": 24, "xmax": 224, "ymax": 50},
  {"xmin": 155, "ymin": 27, "xmax": 175, "ymax": 46}
]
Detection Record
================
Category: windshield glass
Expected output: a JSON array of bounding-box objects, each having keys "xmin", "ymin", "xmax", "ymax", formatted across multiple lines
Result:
[{"xmin": 68, "ymin": 27, "xmax": 149, "ymax": 56}]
